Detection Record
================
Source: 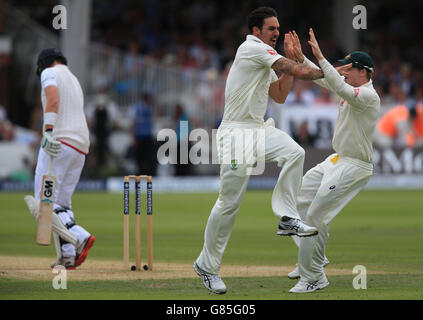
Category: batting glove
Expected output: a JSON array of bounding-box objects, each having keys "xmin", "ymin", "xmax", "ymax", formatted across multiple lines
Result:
[{"xmin": 41, "ymin": 130, "xmax": 62, "ymax": 157}]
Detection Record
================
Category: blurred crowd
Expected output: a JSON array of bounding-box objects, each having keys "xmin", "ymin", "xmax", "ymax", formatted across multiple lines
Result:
[
  {"xmin": 89, "ymin": 0, "xmax": 423, "ymax": 103},
  {"xmin": 2, "ymin": 0, "xmax": 423, "ymax": 179}
]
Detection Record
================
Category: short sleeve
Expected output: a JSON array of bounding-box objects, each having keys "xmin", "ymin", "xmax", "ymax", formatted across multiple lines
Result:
[
  {"xmin": 40, "ymin": 68, "xmax": 58, "ymax": 89},
  {"xmin": 248, "ymin": 42, "xmax": 282, "ymax": 68}
]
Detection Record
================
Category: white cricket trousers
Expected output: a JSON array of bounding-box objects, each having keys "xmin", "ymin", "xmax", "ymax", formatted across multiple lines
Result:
[
  {"xmin": 196, "ymin": 119, "xmax": 305, "ymax": 274},
  {"xmin": 294, "ymin": 154, "xmax": 372, "ymax": 282},
  {"xmin": 35, "ymin": 144, "xmax": 90, "ymax": 257}
]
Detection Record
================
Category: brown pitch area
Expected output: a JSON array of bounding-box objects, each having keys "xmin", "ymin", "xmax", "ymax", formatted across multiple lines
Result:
[{"xmin": 0, "ymin": 255, "xmax": 392, "ymax": 281}]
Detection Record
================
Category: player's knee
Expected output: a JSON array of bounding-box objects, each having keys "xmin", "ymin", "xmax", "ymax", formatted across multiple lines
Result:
[
  {"xmin": 275, "ymin": 145, "xmax": 304, "ymax": 167},
  {"xmin": 222, "ymin": 200, "xmax": 241, "ymax": 215}
]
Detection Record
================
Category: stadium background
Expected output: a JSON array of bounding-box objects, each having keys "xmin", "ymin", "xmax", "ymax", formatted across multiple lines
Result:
[
  {"xmin": 0, "ymin": 0, "xmax": 422, "ymax": 191},
  {"xmin": 1, "ymin": 0, "xmax": 423, "ymax": 303}
]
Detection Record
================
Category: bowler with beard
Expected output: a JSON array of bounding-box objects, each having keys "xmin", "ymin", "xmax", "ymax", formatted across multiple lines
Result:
[{"xmin": 193, "ymin": 7, "xmax": 325, "ymax": 294}]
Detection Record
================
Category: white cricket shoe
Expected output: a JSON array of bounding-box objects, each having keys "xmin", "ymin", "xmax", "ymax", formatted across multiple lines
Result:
[
  {"xmin": 51, "ymin": 256, "xmax": 76, "ymax": 270},
  {"xmin": 289, "ymin": 276, "xmax": 330, "ymax": 293},
  {"xmin": 277, "ymin": 216, "xmax": 318, "ymax": 237},
  {"xmin": 288, "ymin": 266, "xmax": 300, "ymax": 279},
  {"xmin": 288, "ymin": 258, "xmax": 330, "ymax": 279},
  {"xmin": 193, "ymin": 262, "xmax": 227, "ymax": 294}
]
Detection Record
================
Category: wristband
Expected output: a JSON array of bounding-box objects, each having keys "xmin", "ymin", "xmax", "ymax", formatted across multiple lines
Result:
[{"xmin": 44, "ymin": 112, "xmax": 58, "ymax": 126}]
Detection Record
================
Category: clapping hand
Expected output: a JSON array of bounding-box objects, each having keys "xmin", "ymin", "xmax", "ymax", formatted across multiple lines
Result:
[
  {"xmin": 290, "ymin": 30, "xmax": 304, "ymax": 63},
  {"xmin": 284, "ymin": 32, "xmax": 296, "ymax": 61},
  {"xmin": 308, "ymin": 28, "xmax": 325, "ymax": 61}
]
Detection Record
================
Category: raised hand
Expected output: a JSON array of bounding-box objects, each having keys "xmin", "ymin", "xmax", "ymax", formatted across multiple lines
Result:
[
  {"xmin": 308, "ymin": 28, "xmax": 324, "ymax": 61},
  {"xmin": 284, "ymin": 33, "xmax": 295, "ymax": 61},
  {"xmin": 291, "ymin": 30, "xmax": 304, "ymax": 63}
]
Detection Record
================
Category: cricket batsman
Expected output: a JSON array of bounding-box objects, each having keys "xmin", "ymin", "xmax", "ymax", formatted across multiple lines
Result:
[
  {"xmin": 24, "ymin": 48, "xmax": 95, "ymax": 269},
  {"xmin": 286, "ymin": 29, "xmax": 380, "ymax": 293}
]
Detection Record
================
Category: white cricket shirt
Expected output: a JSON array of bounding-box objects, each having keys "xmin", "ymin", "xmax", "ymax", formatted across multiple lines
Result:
[
  {"xmin": 303, "ymin": 57, "xmax": 380, "ymax": 164},
  {"xmin": 222, "ymin": 35, "xmax": 281, "ymax": 123},
  {"xmin": 41, "ymin": 64, "xmax": 90, "ymax": 154}
]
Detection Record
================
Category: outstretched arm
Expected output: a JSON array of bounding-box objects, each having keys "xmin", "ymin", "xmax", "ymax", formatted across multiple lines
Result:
[
  {"xmin": 271, "ymin": 56, "xmax": 323, "ymax": 80},
  {"xmin": 308, "ymin": 28, "xmax": 379, "ymax": 109}
]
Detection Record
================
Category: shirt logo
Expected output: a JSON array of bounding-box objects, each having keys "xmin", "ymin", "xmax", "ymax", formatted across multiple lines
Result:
[
  {"xmin": 330, "ymin": 155, "xmax": 339, "ymax": 164},
  {"xmin": 231, "ymin": 159, "xmax": 238, "ymax": 170},
  {"xmin": 266, "ymin": 49, "xmax": 277, "ymax": 55},
  {"xmin": 354, "ymin": 88, "xmax": 360, "ymax": 97}
]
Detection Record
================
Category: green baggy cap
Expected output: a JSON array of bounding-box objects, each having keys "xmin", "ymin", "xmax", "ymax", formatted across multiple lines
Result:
[{"xmin": 338, "ymin": 51, "xmax": 374, "ymax": 72}]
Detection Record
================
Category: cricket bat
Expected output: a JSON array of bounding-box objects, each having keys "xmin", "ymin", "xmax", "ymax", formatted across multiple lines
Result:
[{"xmin": 36, "ymin": 156, "xmax": 56, "ymax": 245}]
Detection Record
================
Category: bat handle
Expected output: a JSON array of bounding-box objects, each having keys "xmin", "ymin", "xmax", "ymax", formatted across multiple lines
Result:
[{"xmin": 47, "ymin": 155, "xmax": 54, "ymax": 176}]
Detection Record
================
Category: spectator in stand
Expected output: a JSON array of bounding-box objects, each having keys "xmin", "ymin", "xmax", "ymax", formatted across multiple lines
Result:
[
  {"xmin": 177, "ymin": 45, "xmax": 197, "ymax": 69},
  {"xmin": 29, "ymin": 99, "xmax": 44, "ymax": 136},
  {"xmin": 189, "ymin": 33, "xmax": 221, "ymax": 71},
  {"xmin": 197, "ymin": 68, "xmax": 224, "ymax": 125},
  {"xmin": 124, "ymin": 39, "xmax": 144, "ymax": 74},
  {"xmin": 396, "ymin": 63, "xmax": 414, "ymax": 97},
  {"xmin": 0, "ymin": 105, "xmax": 14, "ymax": 141},
  {"xmin": 285, "ymin": 80, "xmax": 316, "ymax": 106},
  {"xmin": 374, "ymin": 101, "xmax": 423, "ymax": 148},
  {"xmin": 85, "ymin": 93, "xmax": 121, "ymax": 167},
  {"xmin": 387, "ymin": 82, "xmax": 408, "ymax": 107},
  {"xmin": 292, "ymin": 121, "xmax": 316, "ymax": 147},
  {"xmin": 173, "ymin": 104, "xmax": 192, "ymax": 176},
  {"xmin": 127, "ymin": 92, "xmax": 157, "ymax": 175},
  {"xmin": 414, "ymin": 85, "xmax": 423, "ymax": 105},
  {"xmin": 0, "ymin": 104, "xmax": 7, "ymax": 122},
  {"xmin": 315, "ymin": 87, "xmax": 337, "ymax": 106}
]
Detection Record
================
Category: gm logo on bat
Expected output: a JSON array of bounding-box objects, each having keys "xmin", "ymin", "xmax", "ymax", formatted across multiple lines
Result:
[{"xmin": 43, "ymin": 180, "xmax": 54, "ymax": 199}]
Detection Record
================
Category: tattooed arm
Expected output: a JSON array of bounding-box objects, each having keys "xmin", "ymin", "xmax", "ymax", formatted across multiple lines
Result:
[
  {"xmin": 268, "ymin": 33, "xmax": 295, "ymax": 104},
  {"xmin": 271, "ymin": 57, "xmax": 324, "ymax": 80}
]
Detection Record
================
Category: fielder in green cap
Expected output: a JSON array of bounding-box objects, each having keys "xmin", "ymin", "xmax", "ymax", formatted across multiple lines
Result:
[
  {"xmin": 282, "ymin": 29, "xmax": 380, "ymax": 293},
  {"xmin": 338, "ymin": 51, "xmax": 374, "ymax": 72}
]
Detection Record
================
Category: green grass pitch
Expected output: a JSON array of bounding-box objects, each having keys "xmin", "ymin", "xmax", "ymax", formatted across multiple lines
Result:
[{"xmin": 0, "ymin": 189, "xmax": 422, "ymax": 300}]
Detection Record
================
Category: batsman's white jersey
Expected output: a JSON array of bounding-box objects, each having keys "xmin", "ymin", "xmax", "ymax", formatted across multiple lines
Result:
[
  {"xmin": 35, "ymin": 64, "xmax": 91, "ymax": 258},
  {"xmin": 293, "ymin": 57, "xmax": 380, "ymax": 282},
  {"xmin": 196, "ymin": 35, "xmax": 306, "ymax": 275},
  {"xmin": 40, "ymin": 64, "xmax": 90, "ymax": 154}
]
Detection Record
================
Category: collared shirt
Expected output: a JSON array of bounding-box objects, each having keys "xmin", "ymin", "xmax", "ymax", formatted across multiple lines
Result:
[
  {"xmin": 303, "ymin": 57, "xmax": 380, "ymax": 164},
  {"xmin": 221, "ymin": 35, "xmax": 282, "ymax": 123}
]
